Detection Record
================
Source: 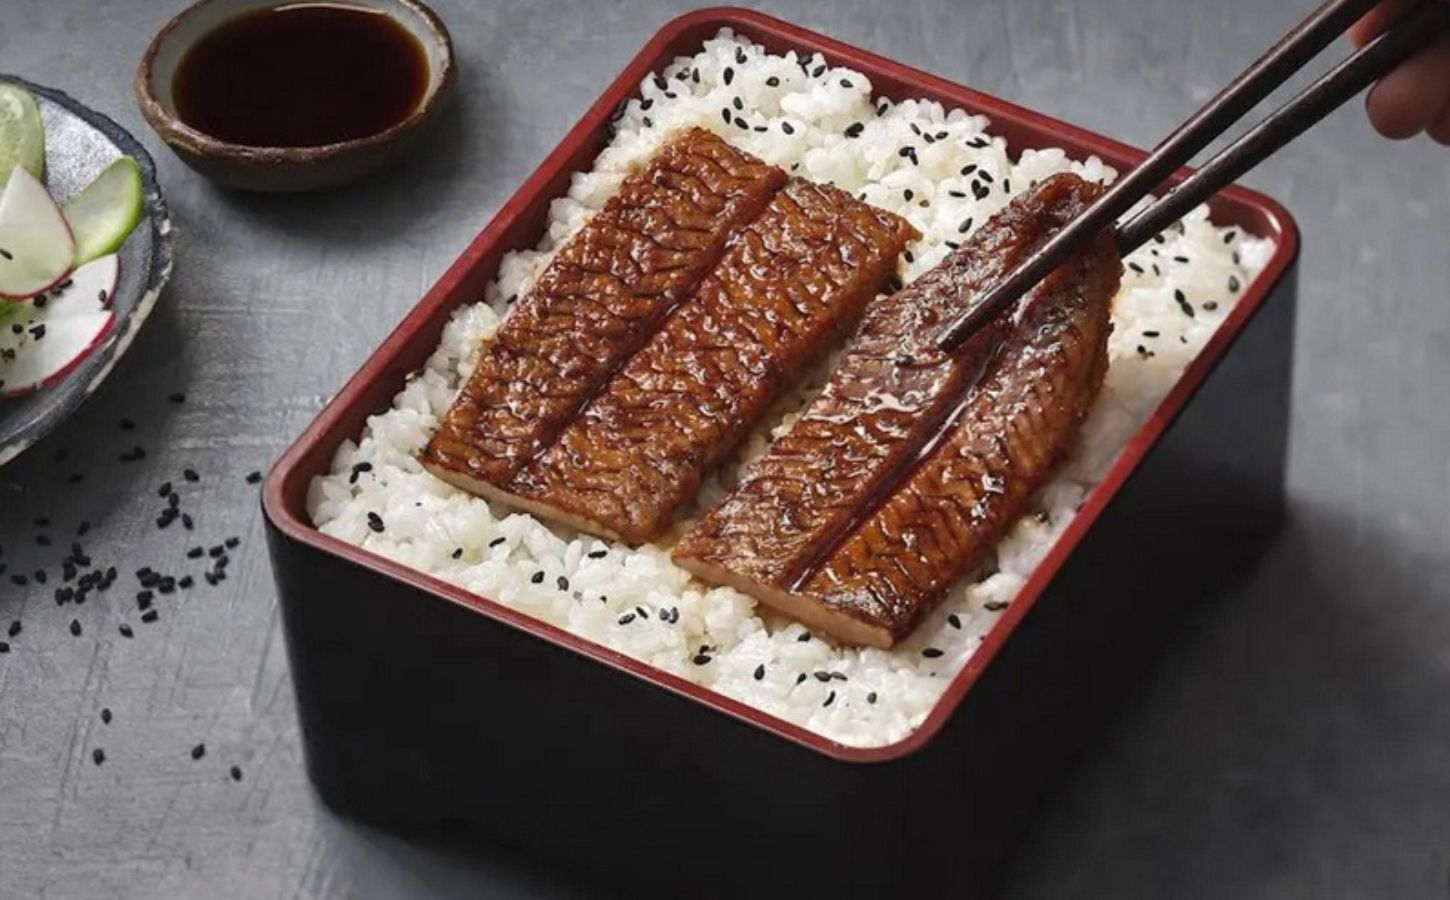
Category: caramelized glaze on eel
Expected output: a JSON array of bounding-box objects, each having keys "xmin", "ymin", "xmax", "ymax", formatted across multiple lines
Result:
[{"xmin": 675, "ymin": 174, "xmax": 1121, "ymax": 647}]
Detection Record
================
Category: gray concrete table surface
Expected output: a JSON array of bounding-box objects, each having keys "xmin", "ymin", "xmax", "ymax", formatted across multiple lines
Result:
[{"xmin": 1, "ymin": 0, "xmax": 1447, "ymax": 897}]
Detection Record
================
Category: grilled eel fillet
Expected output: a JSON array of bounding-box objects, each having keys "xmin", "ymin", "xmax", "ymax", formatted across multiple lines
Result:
[
  {"xmin": 501, "ymin": 177, "xmax": 917, "ymax": 542},
  {"xmin": 421, "ymin": 127, "xmax": 785, "ymax": 491},
  {"xmin": 673, "ymin": 173, "xmax": 1120, "ymax": 647}
]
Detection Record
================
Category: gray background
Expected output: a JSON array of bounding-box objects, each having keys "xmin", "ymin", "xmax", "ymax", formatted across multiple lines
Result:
[{"xmin": 2, "ymin": 0, "xmax": 1447, "ymax": 897}]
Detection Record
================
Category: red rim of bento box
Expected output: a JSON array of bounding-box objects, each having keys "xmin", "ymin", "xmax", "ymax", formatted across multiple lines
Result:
[{"xmin": 263, "ymin": 7, "xmax": 1300, "ymax": 764}]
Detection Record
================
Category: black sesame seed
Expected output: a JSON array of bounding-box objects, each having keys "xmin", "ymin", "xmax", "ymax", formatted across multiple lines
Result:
[
  {"xmin": 903, "ymin": 188, "xmax": 914, "ymax": 201},
  {"xmin": 839, "ymin": 78, "xmax": 852, "ymax": 89},
  {"xmin": 766, "ymin": 76, "xmax": 780, "ymax": 87},
  {"xmin": 822, "ymin": 691, "xmax": 836, "ymax": 707},
  {"xmin": 224, "ymin": 537, "xmax": 240, "ymax": 549},
  {"xmin": 957, "ymin": 217, "xmax": 973, "ymax": 234},
  {"xmin": 69, "ymin": 619, "xmax": 82, "ymax": 637},
  {"xmin": 246, "ymin": 471, "xmax": 262, "ymax": 484},
  {"xmin": 530, "ymin": 571, "xmax": 544, "ymax": 585},
  {"xmin": 692, "ymin": 654, "xmax": 712, "ymax": 666},
  {"xmin": 795, "ymin": 673, "xmax": 807, "ymax": 685},
  {"xmin": 947, "ymin": 614, "xmax": 962, "ymax": 629},
  {"xmin": 867, "ymin": 692, "xmax": 878, "ymax": 704},
  {"xmin": 366, "ymin": 512, "xmax": 385, "ymax": 533},
  {"xmin": 187, "ymin": 547, "xmax": 203, "ymax": 559},
  {"xmin": 489, "ymin": 537, "xmax": 506, "ymax": 548},
  {"xmin": 617, "ymin": 613, "xmax": 636, "ymax": 625},
  {"xmin": 1128, "ymin": 262, "xmax": 1144, "ymax": 274},
  {"xmin": 796, "ymin": 632, "xmax": 810, "ymax": 643},
  {"xmin": 813, "ymin": 671, "xmax": 832, "ymax": 683},
  {"xmin": 100, "ymin": 708, "xmax": 111, "ymax": 725},
  {"xmin": 844, "ymin": 122, "xmax": 864, "ymax": 138},
  {"xmin": 811, "ymin": 64, "xmax": 825, "ymax": 77},
  {"xmin": 922, "ymin": 647, "xmax": 943, "ymax": 658},
  {"xmin": 983, "ymin": 600, "xmax": 1009, "ymax": 612},
  {"xmin": 753, "ymin": 664, "xmax": 766, "ymax": 681},
  {"xmin": 118, "ymin": 624, "xmax": 133, "ymax": 638},
  {"xmin": 721, "ymin": 108, "xmax": 732, "ymax": 125},
  {"xmin": 1203, "ymin": 301, "xmax": 1219, "ymax": 311},
  {"xmin": 181, "ymin": 514, "xmax": 194, "ymax": 531},
  {"xmin": 191, "ymin": 743, "xmax": 206, "ymax": 760},
  {"xmin": 1173, "ymin": 255, "xmax": 1190, "ymax": 264},
  {"xmin": 586, "ymin": 549, "xmax": 607, "ymax": 559},
  {"xmin": 6, "ymin": 621, "xmax": 18, "ymax": 638},
  {"xmin": 141, "ymin": 609, "xmax": 158, "ymax": 624},
  {"xmin": 780, "ymin": 121, "xmax": 794, "ymax": 135},
  {"xmin": 0, "ymin": 642, "xmax": 7, "ymax": 654},
  {"xmin": 183, "ymin": 468, "xmax": 199, "ymax": 482},
  {"xmin": 732, "ymin": 96, "xmax": 743, "ymax": 111},
  {"xmin": 92, "ymin": 748, "xmax": 105, "ymax": 766},
  {"xmin": 230, "ymin": 765, "xmax": 243, "ymax": 782},
  {"xmin": 723, "ymin": 66, "xmax": 734, "ymax": 85},
  {"xmin": 178, "ymin": 576, "xmax": 194, "ymax": 590},
  {"xmin": 556, "ymin": 576, "xmax": 569, "ymax": 591},
  {"xmin": 450, "ymin": 547, "xmax": 463, "ymax": 560},
  {"xmin": 1228, "ymin": 275, "xmax": 1241, "ymax": 293}
]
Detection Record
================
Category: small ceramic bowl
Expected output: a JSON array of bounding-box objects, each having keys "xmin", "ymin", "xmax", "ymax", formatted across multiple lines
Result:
[{"xmin": 135, "ymin": 0, "xmax": 455, "ymax": 192}]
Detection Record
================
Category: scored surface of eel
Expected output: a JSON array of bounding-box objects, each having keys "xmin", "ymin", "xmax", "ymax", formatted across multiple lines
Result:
[
  {"xmin": 421, "ymin": 127, "xmax": 786, "ymax": 492},
  {"xmin": 502, "ymin": 178, "xmax": 918, "ymax": 542},
  {"xmin": 673, "ymin": 173, "xmax": 1121, "ymax": 647}
]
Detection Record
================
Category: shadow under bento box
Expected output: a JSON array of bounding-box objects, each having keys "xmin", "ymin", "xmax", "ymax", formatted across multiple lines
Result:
[{"xmin": 263, "ymin": 7, "xmax": 1299, "ymax": 894}]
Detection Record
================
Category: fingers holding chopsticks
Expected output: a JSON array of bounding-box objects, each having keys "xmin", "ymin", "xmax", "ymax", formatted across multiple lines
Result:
[{"xmin": 1351, "ymin": 0, "xmax": 1450, "ymax": 142}]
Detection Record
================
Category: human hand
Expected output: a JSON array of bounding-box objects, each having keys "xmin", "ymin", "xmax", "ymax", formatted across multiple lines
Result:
[{"xmin": 1351, "ymin": 0, "xmax": 1450, "ymax": 142}]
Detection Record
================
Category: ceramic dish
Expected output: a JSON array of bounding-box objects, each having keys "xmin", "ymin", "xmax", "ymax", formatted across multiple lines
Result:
[
  {"xmin": 0, "ymin": 76, "xmax": 173, "ymax": 469},
  {"xmin": 134, "ymin": 0, "xmax": 455, "ymax": 192}
]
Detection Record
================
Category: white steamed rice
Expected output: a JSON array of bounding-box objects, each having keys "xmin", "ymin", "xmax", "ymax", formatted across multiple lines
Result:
[{"xmin": 308, "ymin": 29, "xmax": 1274, "ymax": 748}]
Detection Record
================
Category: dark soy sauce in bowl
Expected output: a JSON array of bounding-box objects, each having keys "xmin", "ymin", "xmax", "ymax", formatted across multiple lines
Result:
[{"xmin": 173, "ymin": 3, "xmax": 429, "ymax": 148}]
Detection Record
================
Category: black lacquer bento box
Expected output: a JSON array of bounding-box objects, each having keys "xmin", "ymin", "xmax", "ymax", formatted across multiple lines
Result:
[{"xmin": 263, "ymin": 8, "xmax": 1299, "ymax": 894}]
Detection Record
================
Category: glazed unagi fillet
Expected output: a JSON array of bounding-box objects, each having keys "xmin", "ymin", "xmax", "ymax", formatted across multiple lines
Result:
[
  {"xmin": 421, "ymin": 127, "xmax": 786, "ymax": 492},
  {"xmin": 674, "ymin": 173, "xmax": 1120, "ymax": 647},
  {"xmin": 501, "ymin": 178, "xmax": 918, "ymax": 542}
]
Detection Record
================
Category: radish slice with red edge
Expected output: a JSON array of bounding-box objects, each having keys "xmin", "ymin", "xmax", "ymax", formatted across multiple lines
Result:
[
  {"xmin": 0, "ymin": 167, "xmax": 75, "ymax": 300},
  {"xmin": 0, "ymin": 253, "xmax": 117, "ymax": 397}
]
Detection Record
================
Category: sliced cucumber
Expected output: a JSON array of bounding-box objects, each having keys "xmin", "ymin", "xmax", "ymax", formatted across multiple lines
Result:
[
  {"xmin": 64, "ymin": 156, "xmax": 143, "ymax": 265},
  {"xmin": 0, "ymin": 83, "xmax": 45, "ymax": 185}
]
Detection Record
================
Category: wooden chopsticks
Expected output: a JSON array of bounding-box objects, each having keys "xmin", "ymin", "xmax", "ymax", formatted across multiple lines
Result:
[{"xmin": 936, "ymin": 0, "xmax": 1450, "ymax": 355}]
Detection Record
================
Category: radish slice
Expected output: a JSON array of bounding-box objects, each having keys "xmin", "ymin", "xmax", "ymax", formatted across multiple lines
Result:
[
  {"xmin": 0, "ymin": 253, "xmax": 117, "ymax": 397},
  {"xmin": 0, "ymin": 167, "xmax": 75, "ymax": 299}
]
